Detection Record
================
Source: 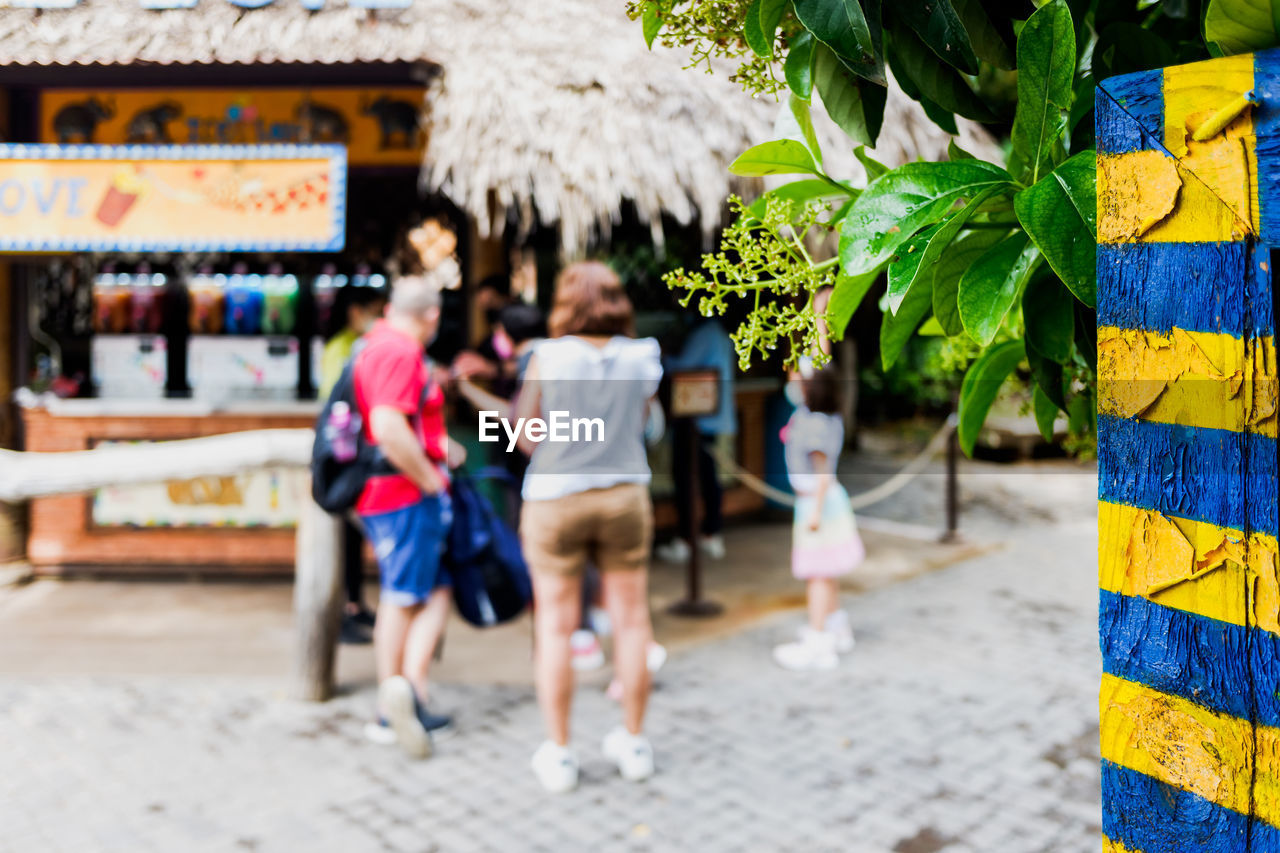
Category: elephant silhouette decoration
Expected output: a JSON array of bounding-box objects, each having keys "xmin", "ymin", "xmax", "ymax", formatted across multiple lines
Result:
[
  {"xmin": 295, "ymin": 102, "xmax": 349, "ymax": 144},
  {"xmin": 361, "ymin": 96, "xmax": 422, "ymax": 150},
  {"xmin": 52, "ymin": 97, "xmax": 115, "ymax": 143},
  {"xmin": 125, "ymin": 102, "xmax": 183, "ymax": 144}
]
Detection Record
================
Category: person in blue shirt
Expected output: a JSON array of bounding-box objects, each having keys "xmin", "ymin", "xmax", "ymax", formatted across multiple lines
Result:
[{"xmin": 656, "ymin": 316, "xmax": 737, "ymax": 562}]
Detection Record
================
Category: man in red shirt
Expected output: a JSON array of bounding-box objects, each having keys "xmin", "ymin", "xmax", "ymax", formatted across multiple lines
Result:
[{"xmin": 354, "ymin": 275, "xmax": 459, "ymax": 759}]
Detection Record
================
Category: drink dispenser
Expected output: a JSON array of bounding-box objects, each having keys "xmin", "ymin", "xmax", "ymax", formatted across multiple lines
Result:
[
  {"xmin": 188, "ymin": 269, "xmax": 225, "ymax": 335},
  {"xmin": 263, "ymin": 272, "xmax": 299, "ymax": 336},
  {"xmin": 224, "ymin": 271, "xmax": 265, "ymax": 335}
]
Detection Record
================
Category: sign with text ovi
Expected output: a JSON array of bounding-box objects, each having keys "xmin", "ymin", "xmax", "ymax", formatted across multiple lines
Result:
[
  {"xmin": 41, "ymin": 87, "xmax": 425, "ymax": 167},
  {"xmin": 0, "ymin": 144, "xmax": 346, "ymax": 252}
]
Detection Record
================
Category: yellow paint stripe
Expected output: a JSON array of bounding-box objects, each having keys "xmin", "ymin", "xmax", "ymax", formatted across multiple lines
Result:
[
  {"xmin": 1103, "ymin": 838, "xmax": 1141, "ymax": 853},
  {"xmin": 1100, "ymin": 674, "xmax": 1280, "ymax": 826},
  {"xmin": 1099, "ymin": 502, "xmax": 1280, "ymax": 636},
  {"xmin": 1163, "ymin": 54, "xmax": 1258, "ymax": 235},
  {"xmin": 1097, "ymin": 326, "xmax": 1277, "ymax": 437},
  {"xmin": 1098, "ymin": 150, "xmax": 1252, "ymax": 243}
]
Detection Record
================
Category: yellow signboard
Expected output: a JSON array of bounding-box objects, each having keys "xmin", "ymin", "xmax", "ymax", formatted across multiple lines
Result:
[
  {"xmin": 41, "ymin": 87, "xmax": 425, "ymax": 167},
  {"xmin": 0, "ymin": 144, "xmax": 346, "ymax": 252}
]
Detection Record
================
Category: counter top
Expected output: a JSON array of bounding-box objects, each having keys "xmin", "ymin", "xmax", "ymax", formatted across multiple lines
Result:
[{"xmin": 16, "ymin": 390, "xmax": 321, "ymax": 419}]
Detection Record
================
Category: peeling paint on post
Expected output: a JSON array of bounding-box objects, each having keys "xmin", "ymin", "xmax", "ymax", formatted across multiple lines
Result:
[{"xmin": 1098, "ymin": 50, "xmax": 1280, "ymax": 850}]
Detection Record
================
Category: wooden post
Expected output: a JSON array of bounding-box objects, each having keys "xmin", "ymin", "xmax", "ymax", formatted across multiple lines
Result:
[
  {"xmin": 1096, "ymin": 53, "xmax": 1279, "ymax": 850},
  {"xmin": 291, "ymin": 495, "xmax": 344, "ymax": 702}
]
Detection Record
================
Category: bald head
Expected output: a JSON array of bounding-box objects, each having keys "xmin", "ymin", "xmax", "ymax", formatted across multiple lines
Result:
[
  {"xmin": 387, "ymin": 275, "xmax": 442, "ymax": 344},
  {"xmin": 389, "ymin": 275, "xmax": 442, "ymax": 316}
]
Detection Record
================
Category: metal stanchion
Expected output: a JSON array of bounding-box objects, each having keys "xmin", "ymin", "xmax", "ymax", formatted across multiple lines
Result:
[{"xmin": 666, "ymin": 369, "xmax": 724, "ymax": 618}]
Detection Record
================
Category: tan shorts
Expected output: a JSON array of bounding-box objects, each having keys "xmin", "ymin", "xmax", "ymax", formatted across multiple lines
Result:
[{"xmin": 520, "ymin": 483, "xmax": 653, "ymax": 576}]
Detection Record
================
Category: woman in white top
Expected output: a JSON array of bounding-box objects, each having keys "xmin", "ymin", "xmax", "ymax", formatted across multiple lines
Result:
[{"xmin": 512, "ymin": 262, "xmax": 663, "ymax": 793}]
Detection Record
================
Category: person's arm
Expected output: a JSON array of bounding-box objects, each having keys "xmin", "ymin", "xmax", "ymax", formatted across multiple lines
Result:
[
  {"xmin": 456, "ymin": 377, "xmax": 513, "ymax": 420},
  {"xmin": 806, "ymin": 449, "xmax": 830, "ymax": 531},
  {"xmin": 369, "ymin": 406, "xmax": 446, "ymax": 495},
  {"xmin": 512, "ymin": 356, "xmax": 542, "ymax": 457}
]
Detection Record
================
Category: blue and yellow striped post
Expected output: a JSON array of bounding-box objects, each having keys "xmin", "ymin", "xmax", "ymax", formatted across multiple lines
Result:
[{"xmin": 1097, "ymin": 51, "xmax": 1280, "ymax": 850}]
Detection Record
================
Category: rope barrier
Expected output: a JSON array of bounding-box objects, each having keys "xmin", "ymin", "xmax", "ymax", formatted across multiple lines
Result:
[{"xmin": 709, "ymin": 414, "xmax": 956, "ymax": 511}]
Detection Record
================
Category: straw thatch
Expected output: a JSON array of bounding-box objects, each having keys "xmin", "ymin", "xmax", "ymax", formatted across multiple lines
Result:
[{"xmin": 0, "ymin": 0, "xmax": 1000, "ymax": 254}]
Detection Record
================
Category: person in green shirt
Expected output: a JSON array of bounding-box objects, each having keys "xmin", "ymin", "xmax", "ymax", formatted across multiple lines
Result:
[{"xmin": 321, "ymin": 283, "xmax": 387, "ymax": 643}]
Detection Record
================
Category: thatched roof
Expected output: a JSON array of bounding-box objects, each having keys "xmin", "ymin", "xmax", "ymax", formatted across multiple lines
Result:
[{"xmin": 0, "ymin": 0, "xmax": 999, "ymax": 254}]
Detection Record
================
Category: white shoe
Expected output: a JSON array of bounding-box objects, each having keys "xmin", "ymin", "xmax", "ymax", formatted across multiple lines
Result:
[
  {"xmin": 700, "ymin": 534, "xmax": 726, "ymax": 560},
  {"xmin": 378, "ymin": 676, "xmax": 431, "ymax": 759},
  {"xmin": 588, "ymin": 607, "xmax": 612, "ymax": 637},
  {"xmin": 647, "ymin": 641, "xmax": 668, "ymax": 673},
  {"xmin": 602, "ymin": 726, "xmax": 655, "ymax": 782},
  {"xmin": 826, "ymin": 610, "xmax": 856, "ymax": 654},
  {"xmin": 570, "ymin": 630, "xmax": 606, "ymax": 672},
  {"xmin": 774, "ymin": 627, "xmax": 839, "ymax": 671},
  {"xmin": 531, "ymin": 740, "xmax": 579, "ymax": 793},
  {"xmin": 654, "ymin": 539, "xmax": 691, "ymax": 563}
]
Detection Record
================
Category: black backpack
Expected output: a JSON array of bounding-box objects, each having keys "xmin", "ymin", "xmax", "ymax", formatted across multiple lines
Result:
[
  {"xmin": 310, "ymin": 358, "xmax": 395, "ymax": 513},
  {"xmin": 443, "ymin": 471, "xmax": 532, "ymax": 627}
]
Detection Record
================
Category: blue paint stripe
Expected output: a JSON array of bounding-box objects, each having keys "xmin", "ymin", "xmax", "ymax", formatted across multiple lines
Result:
[
  {"xmin": 1097, "ymin": 416, "xmax": 1277, "ymax": 537},
  {"xmin": 1255, "ymin": 49, "xmax": 1280, "ymax": 245},
  {"xmin": 1098, "ymin": 69, "xmax": 1164, "ymax": 154},
  {"xmin": 1097, "ymin": 242, "xmax": 1267, "ymax": 337},
  {"xmin": 1102, "ymin": 761, "xmax": 1280, "ymax": 853},
  {"xmin": 1100, "ymin": 590, "xmax": 1280, "ymax": 728}
]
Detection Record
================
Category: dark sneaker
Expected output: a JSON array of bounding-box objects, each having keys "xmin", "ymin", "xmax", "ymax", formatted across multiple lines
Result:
[
  {"xmin": 350, "ymin": 605, "xmax": 376, "ymax": 629},
  {"xmin": 378, "ymin": 676, "xmax": 431, "ymax": 759},
  {"xmin": 416, "ymin": 704, "xmax": 455, "ymax": 739},
  {"xmin": 339, "ymin": 615, "xmax": 372, "ymax": 645}
]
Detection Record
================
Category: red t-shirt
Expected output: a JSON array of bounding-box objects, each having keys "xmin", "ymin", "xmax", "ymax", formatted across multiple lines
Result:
[{"xmin": 353, "ymin": 320, "xmax": 449, "ymax": 515}]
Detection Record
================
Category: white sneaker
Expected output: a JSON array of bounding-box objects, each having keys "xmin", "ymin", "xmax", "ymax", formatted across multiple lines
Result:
[
  {"xmin": 654, "ymin": 539, "xmax": 691, "ymax": 563},
  {"xmin": 700, "ymin": 534, "xmax": 726, "ymax": 560},
  {"xmin": 570, "ymin": 630, "xmax": 606, "ymax": 672},
  {"xmin": 531, "ymin": 740, "xmax": 579, "ymax": 793},
  {"xmin": 774, "ymin": 627, "xmax": 839, "ymax": 671},
  {"xmin": 378, "ymin": 676, "xmax": 431, "ymax": 759},
  {"xmin": 602, "ymin": 726, "xmax": 655, "ymax": 782},
  {"xmin": 647, "ymin": 641, "xmax": 668, "ymax": 673},
  {"xmin": 588, "ymin": 607, "xmax": 612, "ymax": 637},
  {"xmin": 826, "ymin": 610, "xmax": 856, "ymax": 654}
]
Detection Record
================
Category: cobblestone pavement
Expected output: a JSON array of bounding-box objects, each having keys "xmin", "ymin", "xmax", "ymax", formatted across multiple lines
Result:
[{"xmin": 2, "ymin": 464, "xmax": 1100, "ymax": 853}]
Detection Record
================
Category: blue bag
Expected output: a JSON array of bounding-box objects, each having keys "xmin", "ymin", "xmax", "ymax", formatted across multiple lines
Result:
[{"xmin": 444, "ymin": 471, "xmax": 532, "ymax": 627}]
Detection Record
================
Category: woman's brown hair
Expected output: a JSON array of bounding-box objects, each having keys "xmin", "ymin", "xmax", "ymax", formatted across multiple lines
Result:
[
  {"xmin": 547, "ymin": 261, "xmax": 635, "ymax": 338},
  {"xmin": 803, "ymin": 365, "xmax": 841, "ymax": 414}
]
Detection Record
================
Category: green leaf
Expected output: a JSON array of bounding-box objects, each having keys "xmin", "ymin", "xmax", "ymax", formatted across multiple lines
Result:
[
  {"xmin": 1204, "ymin": 0, "xmax": 1279, "ymax": 55},
  {"xmin": 886, "ymin": 223, "xmax": 942, "ymax": 314},
  {"xmin": 1022, "ymin": 272, "xmax": 1074, "ymax": 362},
  {"xmin": 932, "ymin": 229, "xmax": 1007, "ymax": 336},
  {"xmin": 885, "ymin": 184, "xmax": 1005, "ymax": 313},
  {"xmin": 919, "ymin": 95, "xmax": 960, "ymax": 135},
  {"xmin": 789, "ymin": 93, "xmax": 824, "ymax": 167},
  {"xmin": 744, "ymin": 0, "xmax": 770, "ymax": 56},
  {"xmin": 1027, "ymin": 347, "xmax": 1066, "ymax": 409},
  {"xmin": 953, "ymin": 0, "xmax": 1013, "ymax": 69},
  {"xmin": 1033, "ymin": 384, "xmax": 1059, "ymax": 442},
  {"xmin": 887, "ymin": 23, "xmax": 996, "ymax": 122},
  {"xmin": 642, "ymin": 2, "xmax": 662, "ymax": 48},
  {"xmin": 918, "ymin": 316, "xmax": 947, "ymax": 335},
  {"xmin": 759, "ymin": 0, "xmax": 790, "ymax": 56},
  {"xmin": 1067, "ymin": 388, "xmax": 1096, "ymax": 436},
  {"xmin": 729, "ymin": 139, "xmax": 821, "ymax": 177},
  {"xmin": 957, "ymin": 339, "xmax": 1025, "ymax": 456},
  {"xmin": 839, "ymin": 159, "xmax": 1014, "ymax": 274},
  {"xmin": 814, "ymin": 44, "xmax": 887, "ymax": 146},
  {"xmin": 1092, "ymin": 22, "xmax": 1175, "ymax": 78},
  {"xmin": 829, "ymin": 261, "xmax": 884, "ymax": 334},
  {"xmin": 898, "ymin": 0, "xmax": 979, "ymax": 75},
  {"xmin": 854, "ymin": 145, "xmax": 888, "ymax": 180},
  {"xmin": 1014, "ymin": 150, "xmax": 1096, "ymax": 307},
  {"xmin": 786, "ymin": 30, "xmax": 816, "ymax": 99},
  {"xmin": 793, "ymin": 0, "xmax": 885, "ymax": 84},
  {"xmin": 948, "ymin": 139, "xmax": 976, "ymax": 161},
  {"xmin": 1009, "ymin": 0, "xmax": 1075, "ymax": 184},
  {"xmin": 880, "ymin": 247, "xmax": 937, "ymax": 369},
  {"xmin": 957, "ymin": 231, "xmax": 1041, "ymax": 345}
]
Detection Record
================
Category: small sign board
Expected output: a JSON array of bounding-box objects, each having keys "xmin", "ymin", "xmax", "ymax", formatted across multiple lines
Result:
[
  {"xmin": 669, "ymin": 368, "xmax": 721, "ymax": 419},
  {"xmin": 0, "ymin": 143, "xmax": 346, "ymax": 252}
]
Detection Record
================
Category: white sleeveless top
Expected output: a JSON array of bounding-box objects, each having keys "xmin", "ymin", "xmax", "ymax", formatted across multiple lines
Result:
[{"xmin": 521, "ymin": 336, "xmax": 663, "ymax": 502}]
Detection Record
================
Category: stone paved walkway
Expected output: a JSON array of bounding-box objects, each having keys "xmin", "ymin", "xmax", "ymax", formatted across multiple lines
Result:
[{"xmin": 2, "ymin": 460, "xmax": 1100, "ymax": 853}]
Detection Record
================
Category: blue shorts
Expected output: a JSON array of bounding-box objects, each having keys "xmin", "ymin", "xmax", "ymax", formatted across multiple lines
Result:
[{"xmin": 361, "ymin": 494, "xmax": 453, "ymax": 607}]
